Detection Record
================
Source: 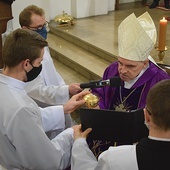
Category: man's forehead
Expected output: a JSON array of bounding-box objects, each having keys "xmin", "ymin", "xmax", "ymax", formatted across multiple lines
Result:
[
  {"xmin": 118, "ymin": 57, "xmax": 138, "ymax": 65},
  {"xmin": 30, "ymin": 14, "xmax": 45, "ymax": 26}
]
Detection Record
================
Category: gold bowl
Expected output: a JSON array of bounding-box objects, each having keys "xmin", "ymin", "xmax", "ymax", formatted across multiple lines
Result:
[
  {"xmin": 54, "ymin": 11, "xmax": 74, "ymax": 25},
  {"xmin": 83, "ymin": 94, "xmax": 100, "ymax": 108}
]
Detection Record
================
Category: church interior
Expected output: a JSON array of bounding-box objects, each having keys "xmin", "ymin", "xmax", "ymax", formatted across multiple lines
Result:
[
  {"xmin": 1, "ymin": 1, "xmax": 170, "ymax": 85},
  {"xmin": 45, "ymin": 0, "xmax": 169, "ymax": 123},
  {"xmin": 48, "ymin": 1, "xmax": 170, "ymax": 85},
  {"xmin": 0, "ymin": 0, "xmax": 170, "ymax": 169},
  {"xmin": 49, "ymin": 1, "xmax": 170, "ymax": 85}
]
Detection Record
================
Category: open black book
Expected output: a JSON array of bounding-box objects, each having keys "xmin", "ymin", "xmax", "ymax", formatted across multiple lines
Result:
[{"xmin": 79, "ymin": 108, "xmax": 149, "ymax": 144}]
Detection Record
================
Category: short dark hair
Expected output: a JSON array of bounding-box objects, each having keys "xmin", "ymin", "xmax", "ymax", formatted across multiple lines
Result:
[
  {"xmin": 2, "ymin": 28, "xmax": 48, "ymax": 67},
  {"xmin": 146, "ymin": 79, "xmax": 170, "ymax": 130},
  {"xmin": 19, "ymin": 5, "xmax": 45, "ymax": 27}
]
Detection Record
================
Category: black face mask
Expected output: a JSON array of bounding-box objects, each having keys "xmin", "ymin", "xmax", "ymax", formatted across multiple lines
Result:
[{"xmin": 26, "ymin": 64, "xmax": 42, "ymax": 82}]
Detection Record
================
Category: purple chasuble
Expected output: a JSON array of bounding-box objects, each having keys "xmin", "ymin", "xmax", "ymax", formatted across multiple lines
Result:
[
  {"xmin": 110, "ymin": 84, "xmax": 145, "ymax": 111},
  {"xmin": 88, "ymin": 61, "xmax": 170, "ymax": 158},
  {"xmin": 92, "ymin": 61, "xmax": 170, "ymax": 110}
]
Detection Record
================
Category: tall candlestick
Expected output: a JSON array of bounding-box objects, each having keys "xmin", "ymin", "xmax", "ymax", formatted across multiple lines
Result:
[{"xmin": 158, "ymin": 17, "xmax": 167, "ymax": 51}]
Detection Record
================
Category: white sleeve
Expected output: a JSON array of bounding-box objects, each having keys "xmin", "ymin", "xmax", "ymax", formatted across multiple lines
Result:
[
  {"xmin": 10, "ymin": 107, "xmax": 73, "ymax": 170},
  {"xmin": 25, "ymin": 75, "xmax": 70, "ymax": 105},
  {"xmin": 39, "ymin": 106, "xmax": 65, "ymax": 132},
  {"xmin": 71, "ymin": 138, "xmax": 98, "ymax": 170},
  {"xmin": 101, "ymin": 145, "xmax": 138, "ymax": 170},
  {"xmin": 72, "ymin": 139, "xmax": 138, "ymax": 170}
]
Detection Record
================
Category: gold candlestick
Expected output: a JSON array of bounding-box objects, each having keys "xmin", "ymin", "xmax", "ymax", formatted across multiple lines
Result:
[
  {"xmin": 83, "ymin": 94, "xmax": 100, "ymax": 108},
  {"xmin": 155, "ymin": 46, "xmax": 168, "ymax": 64}
]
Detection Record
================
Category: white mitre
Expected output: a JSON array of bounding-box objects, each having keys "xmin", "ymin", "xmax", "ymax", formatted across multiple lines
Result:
[{"xmin": 118, "ymin": 12, "xmax": 157, "ymax": 61}]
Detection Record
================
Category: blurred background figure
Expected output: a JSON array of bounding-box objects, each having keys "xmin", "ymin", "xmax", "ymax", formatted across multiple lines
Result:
[{"xmin": 149, "ymin": 0, "xmax": 170, "ymax": 9}]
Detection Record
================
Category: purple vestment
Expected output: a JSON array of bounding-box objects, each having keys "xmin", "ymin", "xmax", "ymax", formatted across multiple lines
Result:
[
  {"xmin": 92, "ymin": 61, "xmax": 170, "ymax": 110},
  {"xmin": 89, "ymin": 61, "xmax": 170, "ymax": 158}
]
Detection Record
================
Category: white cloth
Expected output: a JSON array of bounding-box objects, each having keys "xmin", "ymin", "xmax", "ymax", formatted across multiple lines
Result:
[
  {"xmin": 41, "ymin": 46, "xmax": 66, "ymax": 86},
  {"xmin": 39, "ymin": 106, "xmax": 65, "ymax": 132},
  {"xmin": 71, "ymin": 138, "xmax": 138, "ymax": 170},
  {"xmin": 25, "ymin": 47, "xmax": 74, "ymax": 134},
  {"xmin": 0, "ymin": 74, "xmax": 73, "ymax": 170},
  {"xmin": 0, "ymin": 165, "xmax": 6, "ymax": 170},
  {"xmin": 25, "ymin": 47, "xmax": 69, "ymax": 106}
]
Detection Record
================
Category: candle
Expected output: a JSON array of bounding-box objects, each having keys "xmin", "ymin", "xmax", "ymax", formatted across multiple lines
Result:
[{"xmin": 158, "ymin": 17, "xmax": 167, "ymax": 51}]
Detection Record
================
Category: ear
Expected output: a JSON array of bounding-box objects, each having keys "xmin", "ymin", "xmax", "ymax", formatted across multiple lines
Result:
[
  {"xmin": 143, "ymin": 59, "xmax": 149, "ymax": 68},
  {"xmin": 22, "ymin": 26, "xmax": 27, "ymax": 29},
  {"xmin": 143, "ymin": 108, "xmax": 150, "ymax": 123},
  {"xmin": 22, "ymin": 59, "xmax": 30, "ymax": 71}
]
